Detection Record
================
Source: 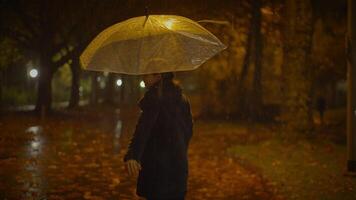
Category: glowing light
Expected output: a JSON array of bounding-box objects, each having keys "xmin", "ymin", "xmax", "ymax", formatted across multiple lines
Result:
[
  {"xmin": 115, "ymin": 120, "xmax": 122, "ymax": 138},
  {"xmin": 79, "ymin": 87, "xmax": 83, "ymax": 97},
  {"xmin": 100, "ymin": 81, "xmax": 106, "ymax": 89},
  {"xmin": 29, "ymin": 69, "xmax": 38, "ymax": 78},
  {"xmin": 26, "ymin": 126, "xmax": 42, "ymax": 134},
  {"xmin": 140, "ymin": 81, "xmax": 145, "ymax": 88},
  {"xmin": 116, "ymin": 79, "xmax": 122, "ymax": 87},
  {"xmin": 31, "ymin": 140, "xmax": 40, "ymax": 149},
  {"xmin": 164, "ymin": 19, "xmax": 174, "ymax": 29}
]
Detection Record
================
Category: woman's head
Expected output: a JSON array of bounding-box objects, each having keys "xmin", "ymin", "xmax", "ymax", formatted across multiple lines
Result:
[
  {"xmin": 142, "ymin": 72, "xmax": 180, "ymax": 100},
  {"xmin": 142, "ymin": 73, "xmax": 162, "ymax": 88},
  {"xmin": 161, "ymin": 72, "xmax": 174, "ymax": 82},
  {"xmin": 142, "ymin": 72, "xmax": 175, "ymax": 88}
]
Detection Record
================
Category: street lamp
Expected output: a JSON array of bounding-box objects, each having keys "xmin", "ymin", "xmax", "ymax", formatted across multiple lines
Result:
[
  {"xmin": 116, "ymin": 79, "xmax": 122, "ymax": 87},
  {"xmin": 140, "ymin": 80, "xmax": 145, "ymax": 88},
  {"xmin": 29, "ymin": 69, "xmax": 38, "ymax": 78}
]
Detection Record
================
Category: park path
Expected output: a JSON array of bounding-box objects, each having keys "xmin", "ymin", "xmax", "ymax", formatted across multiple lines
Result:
[{"xmin": 0, "ymin": 106, "xmax": 280, "ymax": 200}]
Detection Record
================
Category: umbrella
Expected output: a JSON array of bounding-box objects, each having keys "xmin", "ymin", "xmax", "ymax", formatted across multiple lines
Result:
[{"xmin": 80, "ymin": 15, "xmax": 226, "ymax": 75}]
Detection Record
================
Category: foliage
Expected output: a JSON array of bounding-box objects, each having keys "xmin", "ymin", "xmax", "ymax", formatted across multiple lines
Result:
[
  {"xmin": 0, "ymin": 38, "xmax": 23, "ymax": 71},
  {"xmin": 195, "ymin": 1, "xmax": 284, "ymax": 119},
  {"xmin": 52, "ymin": 64, "xmax": 71, "ymax": 102},
  {"xmin": 312, "ymin": 18, "xmax": 346, "ymax": 88},
  {"xmin": 196, "ymin": 2, "xmax": 251, "ymax": 118},
  {"xmin": 0, "ymin": 0, "xmax": 348, "ymax": 118},
  {"xmin": 0, "ymin": 109, "xmax": 278, "ymax": 200},
  {"xmin": 280, "ymin": 0, "xmax": 314, "ymax": 134},
  {"xmin": 1, "ymin": 86, "xmax": 36, "ymax": 106},
  {"xmin": 79, "ymin": 75, "xmax": 92, "ymax": 101}
]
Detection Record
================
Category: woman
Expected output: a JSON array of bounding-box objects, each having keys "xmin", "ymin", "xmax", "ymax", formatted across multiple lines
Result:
[{"xmin": 123, "ymin": 72, "xmax": 193, "ymax": 200}]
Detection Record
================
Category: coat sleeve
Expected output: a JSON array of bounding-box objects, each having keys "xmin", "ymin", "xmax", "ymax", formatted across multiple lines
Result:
[
  {"xmin": 123, "ymin": 94, "xmax": 160, "ymax": 163},
  {"xmin": 182, "ymin": 95, "xmax": 193, "ymax": 145},
  {"xmin": 186, "ymin": 100, "xmax": 193, "ymax": 144}
]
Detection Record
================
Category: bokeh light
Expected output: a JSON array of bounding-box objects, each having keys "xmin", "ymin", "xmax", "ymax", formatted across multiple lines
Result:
[
  {"xmin": 29, "ymin": 69, "xmax": 38, "ymax": 78},
  {"xmin": 116, "ymin": 79, "xmax": 122, "ymax": 87},
  {"xmin": 140, "ymin": 80, "xmax": 145, "ymax": 88}
]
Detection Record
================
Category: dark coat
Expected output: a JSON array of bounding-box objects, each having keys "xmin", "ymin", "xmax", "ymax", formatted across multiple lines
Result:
[{"xmin": 123, "ymin": 80, "xmax": 193, "ymax": 199}]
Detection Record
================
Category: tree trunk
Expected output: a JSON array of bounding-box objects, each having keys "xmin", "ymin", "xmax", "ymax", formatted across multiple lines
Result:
[
  {"xmin": 0, "ymin": 70, "xmax": 2, "ymax": 111},
  {"xmin": 236, "ymin": 1, "xmax": 256, "ymax": 119},
  {"xmin": 68, "ymin": 57, "xmax": 81, "ymax": 108},
  {"xmin": 346, "ymin": 0, "xmax": 356, "ymax": 172},
  {"xmin": 237, "ymin": 27, "xmax": 253, "ymax": 118},
  {"xmin": 120, "ymin": 74, "xmax": 127, "ymax": 105},
  {"xmin": 90, "ymin": 72, "xmax": 99, "ymax": 105},
  {"xmin": 35, "ymin": 51, "xmax": 53, "ymax": 115},
  {"xmin": 122, "ymin": 76, "xmax": 141, "ymax": 106},
  {"xmin": 104, "ymin": 73, "xmax": 116, "ymax": 105},
  {"xmin": 250, "ymin": 0, "xmax": 264, "ymax": 121},
  {"xmin": 34, "ymin": 4, "xmax": 54, "ymax": 116},
  {"xmin": 281, "ymin": 0, "xmax": 314, "ymax": 134},
  {"xmin": 119, "ymin": 75, "xmax": 126, "ymax": 104}
]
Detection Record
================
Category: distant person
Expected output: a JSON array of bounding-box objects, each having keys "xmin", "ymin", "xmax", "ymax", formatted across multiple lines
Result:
[
  {"xmin": 123, "ymin": 72, "xmax": 193, "ymax": 200},
  {"xmin": 316, "ymin": 96, "xmax": 326, "ymax": 125}
]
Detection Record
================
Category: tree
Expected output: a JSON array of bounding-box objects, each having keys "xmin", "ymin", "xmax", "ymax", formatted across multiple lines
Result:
[
  {"xmin": 236, "ymin": 0, "xmax": 264, "ymax": 120},
  {"xmin": 236, "ymin": 12, "xmax": 253, "ymax": 118},
  {"xmin": 0, "ymin": 38, "xmax": 23, "ymax": 109},
  {"xmin": 68, "ymin": 49, "xmax": 81, "ymax": 108},
  {"xmin": 281, "ymin": 0, "xmax": 314, "ymax": 134},
  {"xmin": 70, "ymin": 0, "xmax": 142, "ymax": 108},
  {"xmin": 90, "ymin": 72, "xmax": 100, "ymax": 105},
  {"xmin": 104, "ymin": 73, "xmax": 117, "ymax": 105},
  {"xmin": 250, "ymin": 0, "xmax": 264, "ymax": 121},
  {"xmin": 311, "ymin": 0, "xmax": 347, "ymax": 107},
  {"xmin": 0, "ymin": 0, "xmax": 83, "ymax": 114}
]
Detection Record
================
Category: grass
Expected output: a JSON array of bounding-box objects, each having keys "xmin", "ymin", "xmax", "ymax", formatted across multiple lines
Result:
[{"xmin": 227, "ymin": 137, "xmax": 356, "ymax": 200}]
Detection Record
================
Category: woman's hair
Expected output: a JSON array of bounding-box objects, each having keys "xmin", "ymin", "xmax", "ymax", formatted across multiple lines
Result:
[
  {"xmin": 161, "ymin": 72, "xmax": 174, "ymax": 81},
  {"xmin": 157, "ymin": 72, "xmax": 182, "ymax": 100}
]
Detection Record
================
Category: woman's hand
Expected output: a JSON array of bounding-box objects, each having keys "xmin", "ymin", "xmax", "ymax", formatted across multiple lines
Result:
[{"xmin": 125, "ymin": 159, "xmax": 142, "ymax": 177}]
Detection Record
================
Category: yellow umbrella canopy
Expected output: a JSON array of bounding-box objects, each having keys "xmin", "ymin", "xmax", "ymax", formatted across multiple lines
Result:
[{"xmin": 80, "ymin": 15, "xmax": 226, "ymax": 75}]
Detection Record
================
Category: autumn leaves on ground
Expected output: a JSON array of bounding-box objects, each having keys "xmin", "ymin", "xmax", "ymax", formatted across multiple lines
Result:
[{"xmin": 0, "ymin": 105, "xmax": 355, "ymax": 200}]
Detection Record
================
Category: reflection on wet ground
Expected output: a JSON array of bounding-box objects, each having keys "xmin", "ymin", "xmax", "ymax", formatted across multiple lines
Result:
[
  {"xmin": 113, "ymin": 120, "xmax": 123, "ymax": 155},
  {"xmin": 0, "ymin": 107, "xmax": 277, "ymax": 200},
  {"xmin": 0, "ymin": 107, "xmax": 141, "ymax": 200},
  {"xmin": 23, "ymin": 126, "xmax": 46, "ymax": 199}
]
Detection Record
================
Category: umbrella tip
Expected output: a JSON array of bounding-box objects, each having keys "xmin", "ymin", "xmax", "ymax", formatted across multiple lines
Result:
[
  {"xmin": 143, "ymin": 6, "xmax": 149, "ymax": 27},
  {"xmin": 145, "ymin": 6, "xmax": 149, "ymax": 18}
]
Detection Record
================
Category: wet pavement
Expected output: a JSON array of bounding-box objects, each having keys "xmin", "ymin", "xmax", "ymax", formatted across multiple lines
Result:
[{"xmin": 0, "ymin": 107, "xmax": 278, "ymax": 200}]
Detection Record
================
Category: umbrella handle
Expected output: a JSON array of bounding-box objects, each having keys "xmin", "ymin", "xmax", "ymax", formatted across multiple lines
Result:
[{"xmin": 143, "ymin": 4, "xmax": 149, "ymax": 27}]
